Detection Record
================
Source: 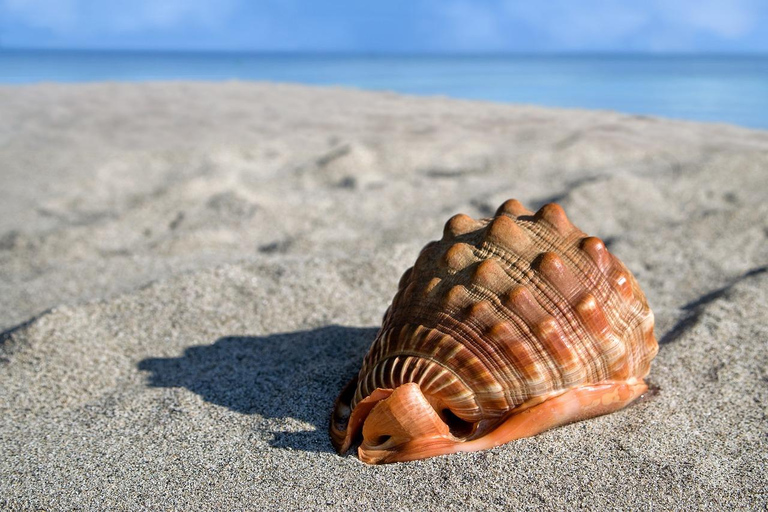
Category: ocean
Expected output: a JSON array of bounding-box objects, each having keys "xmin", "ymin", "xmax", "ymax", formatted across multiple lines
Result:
[{"xmin": 1, "ymin": 50, "xmax": 767, "ymax": 130}]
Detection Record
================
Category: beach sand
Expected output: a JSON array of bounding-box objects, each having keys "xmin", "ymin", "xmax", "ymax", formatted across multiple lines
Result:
[{"xmin": 1, "ymin": 82, "xmax": 767, "ymax": 510}]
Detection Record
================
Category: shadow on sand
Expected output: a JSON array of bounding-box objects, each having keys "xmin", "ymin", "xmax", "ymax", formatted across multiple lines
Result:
[{"xmin": 137, "ymin": 325, "xmax": 377, "ymax": 454}]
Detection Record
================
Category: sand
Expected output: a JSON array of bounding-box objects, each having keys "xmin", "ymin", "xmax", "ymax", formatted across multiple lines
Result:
[{"xmin": 1, "ymin": 82, "xmax": 767, "ymax": 510}]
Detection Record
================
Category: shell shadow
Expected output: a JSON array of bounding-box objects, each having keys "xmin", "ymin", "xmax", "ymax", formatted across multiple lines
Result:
[{"xmin": 136, "ymin": 325, "xmax": 376, "ymax": 454}]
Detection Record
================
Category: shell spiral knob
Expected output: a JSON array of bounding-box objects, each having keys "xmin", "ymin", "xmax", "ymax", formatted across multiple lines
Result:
[{"xmin": 331, "ymin": 200, "xmax": 658, "ymax": 464}]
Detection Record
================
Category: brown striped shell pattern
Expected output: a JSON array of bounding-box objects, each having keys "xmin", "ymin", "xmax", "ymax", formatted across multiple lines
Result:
[{"xmin": 331, "ymin": 199, "xmax": 658, "ymax": 464}]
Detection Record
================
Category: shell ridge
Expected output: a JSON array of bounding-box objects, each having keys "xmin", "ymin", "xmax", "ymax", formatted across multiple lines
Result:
[
  {"xmin": 518, "ymin": 223, "xmax": 645, "ymax": 367},
  {"xmin": 413, "ymin": 313, "xmax": 512, "ymax": 406},
  {"xmin": 381, "ymin": 215, "xmax": 654, "ymax": 403},
  {"xmin": 452, "ymin": 300, "xmax": 535, "ymax": 401},
  {"xmin": 368, "ymin": 314, "xmax": 523, "ymax": 413},
  {"xmin": 481, "ymin": 242, "xmax": 602, "ymax": 384},
  {"xmin": 530, "ymin": 252, "xmax": 615, "ymax": 381},
  {"xmin": 497, "ymin": 222, "xmax": 621, "ymax": 381},
  {"xmin": 387, "ymin": 286, "xmax": 529, "ymax": 401},
  {"xmin": 415, "ymin": 300, "xmax": 537, "ymax": 406},
  {"xmin": 486, "ymin": 219, "xmax": 643, "ymax": 384},
  {"xmin": 540, "ymin": 230, "xmax": 654, "ymax": 379},
  {"xmin": 456, "ymin": 284, "xmax": 548, "ymax": 389},
  {"xmin": 464, "ymin": 260, "xmax": 571, "ymax": 392},
  {"xmin": 361, "ymin": 350, "xmax": 483, "ymax": 414},
  {"xmin": 562, "ymin": 246, "xmax": 629, "ymax": 330}
]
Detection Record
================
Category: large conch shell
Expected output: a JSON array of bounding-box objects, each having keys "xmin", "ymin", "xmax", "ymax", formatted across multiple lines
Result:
[{"xmin": 331, "ymin": 199, "xmax": 658, "ymax": 464}]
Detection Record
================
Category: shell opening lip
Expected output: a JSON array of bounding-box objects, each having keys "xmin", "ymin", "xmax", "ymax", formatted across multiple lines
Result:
[
  {"xmin": 330, "ymin": 379, "xmax": 395, "ymax": 455},
  {"xmin": 331, "ymin": 380, "xmax": 471, "ymax": 463},
  {"xmin": 336, "ymin": 378, "xmax": 651, "ymax": 464},
  {"xmin": 357, "ymin": 383, "xmax": 464, "ymax": 464}
]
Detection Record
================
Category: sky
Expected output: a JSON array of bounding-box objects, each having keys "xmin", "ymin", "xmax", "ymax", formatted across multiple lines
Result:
[{"xmin": 1, "ymin": 0, "xmax": 767, "ymax": 53}]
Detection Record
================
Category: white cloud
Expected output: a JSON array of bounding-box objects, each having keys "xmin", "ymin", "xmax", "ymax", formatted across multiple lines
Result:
[
  {"xmin": 2, "ymin": 0, "xmax": 79, "ymax": 32},
  {"xmin": 2, "ymin": 0, "xmax": 764, "ymax": 51},
  {"xmin": 436, "ymin": 0, "xmax": 763, "ymax": 51},
  {"xmin": 653, "ymin": 0, "xmax": 758, "ymax": 38},
  {"xmin": 502, "ymin": 1, "xmax": 649, "ymax": 46},
  {"xmin": 111, "ymin": 0, "xmax": 238, "ymax": 32},
  {"xmin": 438, "ymin": 1, "xmax": 508, "ymax": 50},
  {"xmin": 2, "ymin": 0, "xmax": 237, "ymax": 35}
]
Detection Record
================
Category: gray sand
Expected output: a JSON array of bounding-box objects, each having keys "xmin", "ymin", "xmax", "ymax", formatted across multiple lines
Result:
[{"xmin": 1, "ymin": 82, "xmax": 766, "ymax": 510}]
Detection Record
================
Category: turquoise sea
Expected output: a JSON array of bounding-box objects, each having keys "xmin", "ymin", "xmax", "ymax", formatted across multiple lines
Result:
[{"xmin": 1, "ymin": 50, "xmax": 767, "ymax": 130}]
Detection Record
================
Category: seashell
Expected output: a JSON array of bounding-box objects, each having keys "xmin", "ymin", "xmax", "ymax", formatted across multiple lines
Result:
[{"xmin": 330, "ymin": 199, "xmax": 658, "ymax": 464}]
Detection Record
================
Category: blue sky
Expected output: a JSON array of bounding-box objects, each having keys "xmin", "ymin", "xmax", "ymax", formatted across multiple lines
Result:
[{"xmin": 1, "ymin": 0, "xmax": 766, "ymax": 53}]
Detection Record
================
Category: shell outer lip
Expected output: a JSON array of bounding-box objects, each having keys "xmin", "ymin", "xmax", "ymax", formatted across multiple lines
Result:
[
  {"xmin": 351, "ymin": 378, "xmax": 649, "ymax": 464},
  {"xmin": 330, "ymin": 377, "xmax": 394, "ymax": 455}
]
